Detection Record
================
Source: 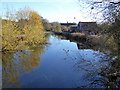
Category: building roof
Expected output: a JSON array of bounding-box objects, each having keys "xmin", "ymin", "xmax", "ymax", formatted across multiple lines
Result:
[
  {"xmin": 78, "ymin": 22, "xmax": 97, "ymax": 31},
  {"xmin": 78, "ymin": 22, "xmax": 96, "ymax": 23},
  {"xmin": 70, "ymin": 26, "xmax": 77, "ymax": 29},
  {"xmin": 60, "ymin": 23, "xmax": 76, "ymax": 26}
]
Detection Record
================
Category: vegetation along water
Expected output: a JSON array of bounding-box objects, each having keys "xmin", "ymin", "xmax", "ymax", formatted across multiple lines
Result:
[{"xmin": 1, "ymin": 1, "xmax": 120, "ymax": 88}]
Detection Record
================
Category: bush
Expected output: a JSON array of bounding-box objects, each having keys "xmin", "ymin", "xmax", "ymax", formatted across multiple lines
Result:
[{"xmin": 2, "ymin": 7, "xmax": 46, "ymax": 51}]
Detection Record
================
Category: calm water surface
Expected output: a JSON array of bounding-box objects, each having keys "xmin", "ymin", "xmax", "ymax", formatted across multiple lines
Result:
[{"xmin": 3, "ymin": 34, "xmax": 111, "ymax": 88}]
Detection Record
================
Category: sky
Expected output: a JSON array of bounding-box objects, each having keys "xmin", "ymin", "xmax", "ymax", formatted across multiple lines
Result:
[{"xmin": 2, "ymin": 0, "xmax": 118, "ymax": 23}]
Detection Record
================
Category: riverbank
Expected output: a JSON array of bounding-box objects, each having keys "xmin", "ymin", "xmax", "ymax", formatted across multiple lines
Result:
[
  {"xmin": 2, "ymin": 33, "xmax": 113, "ymax": 88},
  {"xmin": 54, "ymin": 31, "xmax": 118, "ymax": 53},
  {"xmin": 54, "ymin": 32, "xmax": 103, "ymax": 47}
]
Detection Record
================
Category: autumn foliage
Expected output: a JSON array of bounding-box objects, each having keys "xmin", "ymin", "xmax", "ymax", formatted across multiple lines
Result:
[{"xmin": 2, "ymin": 7, "xmax": 46, "ymax": 51}]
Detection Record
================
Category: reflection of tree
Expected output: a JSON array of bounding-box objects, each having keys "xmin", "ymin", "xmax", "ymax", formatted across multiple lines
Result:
[
  {"xmin": 98, "ymin": 58, "xmax": 120, "ymax": 88},
  {"xmin": 63, "ymin": 41, "xmax": 120, "ymax": 88},
  {"xmin": 2, "ymin": 45, "xmax": 45, "ymax": 88},
  {"xmin": 56, "ymin": 30, "xmax": 119, "ymax": 87},
  {"xmin": 79, "ymin": 56, "xmax": 120, "ymax": 88},
  {"xmin": 95, "ymin": 35, "xmax": 120, "ymax": 88}
]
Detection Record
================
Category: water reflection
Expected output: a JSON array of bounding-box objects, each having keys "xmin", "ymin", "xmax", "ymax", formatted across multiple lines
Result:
[
  {"xmin": 62, "ymin": 49, "xmax": 120, "ymax": 88},
  {"xmin": 2, "ymin": 33, "xmax": 120, "ymax": 88},
  {"xmin": 77, "ymin": 43, "xmax": 90, "ymax": 49},
  {"xmin": 0, "ymin": 52, "xmax": 2, "ymax": 89},
  {"xmin": 55, "ymin": 34, "xmax": 100, "ymax": 51},
  {"xmin": 56, "ymin": 34, "xmax": 120, "ymax": 88},
  {"xmin": 2, "ymin": 45, "xmax": 45, "ymax": 88},
  {"xmin": 98, "ymin": 58, "xmax": 120, "ymax": 88},
  {"xmin": 89, "ymin": 40, "xmax": 120, "ymax": 88}
]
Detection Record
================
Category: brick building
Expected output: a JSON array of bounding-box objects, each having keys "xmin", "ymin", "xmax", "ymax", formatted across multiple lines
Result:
[{"xmin": 78, "ymin": 22, "xmax": 98, "ymax": 35}]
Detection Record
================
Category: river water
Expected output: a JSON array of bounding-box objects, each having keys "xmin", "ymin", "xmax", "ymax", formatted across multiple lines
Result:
[{"xmin": 2, "ymin": 33, "xmax": 118, "ymax": 88}]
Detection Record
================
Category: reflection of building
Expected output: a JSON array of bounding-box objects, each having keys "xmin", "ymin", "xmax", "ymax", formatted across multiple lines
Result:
[
  {"xmin": 78, "ymin": 22, "xmax": 98, "ymax": 35},
  {"xmin": 77, "ymin": 43, "xmax": 90, "ymax": 49}
]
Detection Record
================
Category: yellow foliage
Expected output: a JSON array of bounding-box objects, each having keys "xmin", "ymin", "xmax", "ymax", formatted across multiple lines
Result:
[
  {"xmin": 2, "ymin": 44, "xmax": 44, "ymax": 88},
  {"xmin": 2, "ymin": 7, "xmax": 46, "ymax": 51}
]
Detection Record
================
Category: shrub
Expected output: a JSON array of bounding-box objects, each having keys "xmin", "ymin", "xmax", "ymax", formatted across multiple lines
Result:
[{"xmin": 2, "ymin": 7, "xmax": 46, "ymax": 51}]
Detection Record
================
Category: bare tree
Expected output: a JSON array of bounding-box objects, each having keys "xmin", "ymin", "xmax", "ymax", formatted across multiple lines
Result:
[
  {"xmin": 77, "ymin": 0, "xmax": 120, "ymax": 88},
  {"xmin": 78, "ymin": 0, "xmax": 120, "ymax": 49},
  {"xmin": 78, "ymin": 0, "xmax": 120, "ymax": 23}
]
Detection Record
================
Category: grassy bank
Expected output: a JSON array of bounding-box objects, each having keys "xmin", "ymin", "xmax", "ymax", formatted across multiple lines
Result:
[
  {"xmin": 54, "ymin": 32, "xmax": 100, "ymax": 46},
  {"xmin": 54, "ymin": 32, "xmax": 117, "ymax": 51}
]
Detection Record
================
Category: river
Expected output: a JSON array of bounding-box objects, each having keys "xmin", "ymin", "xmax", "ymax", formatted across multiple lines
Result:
[{"xmin": 2, "ymin": 33, "xmax": 119, "ymax": 88}]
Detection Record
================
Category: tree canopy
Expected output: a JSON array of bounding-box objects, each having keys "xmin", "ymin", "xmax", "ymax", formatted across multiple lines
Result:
[{"xmin": 2, "ymin": 7, "xmax": 46, "ymax": 51}]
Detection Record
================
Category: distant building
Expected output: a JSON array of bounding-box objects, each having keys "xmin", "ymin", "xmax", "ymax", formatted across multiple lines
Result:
[
  {"xmin": 78, "ymin": 22, "xmax": 98, "ymax": 35},
  {"xmin": 60, "ymin": 22, "xmax": 77, "ymax": 27},
  {"xmin": 60, "ymin": 22, "xmax": 77, "ymax": 33},
  {"xmin": 70, "ymin": 26, "xmax": 78, "ymax": 33},
  {"xmin": 61, "ymin": 21, "xmax": 99, "ymax": 34}
]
